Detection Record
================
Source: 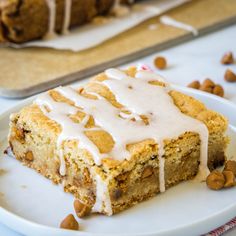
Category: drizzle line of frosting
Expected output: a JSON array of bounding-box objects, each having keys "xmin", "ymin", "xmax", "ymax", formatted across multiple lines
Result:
[
  {"xmin": 62, "ymin": 0, "xmax": 72, "ymax": 34},
  {"xmin": 44, "ymin": 0, "xmax": 72, "ymax": 38},
  {"xmin": 44, "ymin": 0, "xmax": 57, "ymax": 39},
  {"xmin": 160, "ymin": 15, "xmax": 198, "ymax": 36}
]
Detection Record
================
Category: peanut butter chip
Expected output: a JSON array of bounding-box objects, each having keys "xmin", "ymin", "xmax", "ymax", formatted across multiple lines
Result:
[
  {"xmin": 15, "ymin": 127, "xmax": 25, "ymax": 141},
  {"xmin": 202, "ymin": 78, "xmax": 215, "ymax": 88},
  {"xmin": 221, "ymin": 52, "xmax": 234, "ymax": 65},
  {"xmin": 187, "ymin": 80, "xmax": 200, "ymax": 89},
  {"xmin": 74, "ymin": 199, "xmax": 91, "ymax": 218},
  {"xmin": 224, "ymin": 160, "xmax": 236, "ymax": 177},
  {"xmin": 200, "ymin": 85, "xmax": 213, "ymax": 93},
  {"xmin": 199, "ymin": 78, "xmax": 215, "ymax": 94},
  {"xmin": 25, "ymin": 151, "xmax": 34, "ymax": 161},
  {"xmin": 60, "ymin": 214, "xmax": 79, "ymax": 230},
  {"xmin": 223, "ymin": 171, "xmax": 235, "ymax": 188},
  {"xmin": 187, "ymin": 78, "xmax": 224, "ymax": 98},
  {"xmin": 224, "ymin": 69, "xmax": 236, "ymax": 82},
  {"xmin": 154, "ymin": 56, "xmax": 167, "ymax": 70},
  {"xmin": 213, "ymin": 85, "xmax": 224, "ymax": 97},
  {"xmin": 206, "ymin": 170, "xmax": 225, "ymax": 190},
  {"xmin": 141, "ymin": 166, "xmax": 154, "ymax": 179}
]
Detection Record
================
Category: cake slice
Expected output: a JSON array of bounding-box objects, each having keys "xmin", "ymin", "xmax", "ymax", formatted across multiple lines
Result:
[
  {"xmin": 8, "ymin": 67, "xmax": 228, "ymax": 215},
  {"xmin": 0, "ymin": 0, "xmax": 135, "ymax": 43}
]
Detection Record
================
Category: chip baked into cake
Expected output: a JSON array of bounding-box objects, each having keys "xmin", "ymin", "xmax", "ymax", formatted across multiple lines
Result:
[
  {"xmin": 0, "ymin": 0, "xmax": 135, "ymax": 43},
  {"xmin": 8, "ymin": 67, "xmax": 229, "ymax": 215}
]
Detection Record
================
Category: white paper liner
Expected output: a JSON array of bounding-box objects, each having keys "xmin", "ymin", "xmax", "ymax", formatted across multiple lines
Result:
[{"xmin": 4, "ymin": 0, "xmax": 190, "ymax": 52}]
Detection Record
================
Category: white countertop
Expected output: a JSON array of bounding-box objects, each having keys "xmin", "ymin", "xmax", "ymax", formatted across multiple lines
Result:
[{"xmin": 0, "ymin": 24, "xmax": 236, "ymax": 236}]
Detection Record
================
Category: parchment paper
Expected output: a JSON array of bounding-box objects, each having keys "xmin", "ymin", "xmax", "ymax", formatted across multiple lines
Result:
[{"xmin": 5, "ymin": 0, "xmax": 189, "ymax": 51}]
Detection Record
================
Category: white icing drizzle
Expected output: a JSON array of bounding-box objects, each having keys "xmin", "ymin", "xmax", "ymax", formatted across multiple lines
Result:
[
  {"xmin": 44, "ymin": 0, "xmax": 72, "ymax": 38},
  {"xmin": 92, "ymin": 174, "xmax": 112, "ymax": 216},
  {"xmin": 160, "ymin": 15, "xmax": 198, "ymax": 36},
  {"xmin": 62, "ymin": 0, "xmax": 72, "ymax": 34},
  {"xmin": 35, "ymin": 68, "xmax": 209, "ymax": 213},
  {"xmin": 44, "ymin": 0, "xmax": 57, "ymax": 39},
  {"xmin": 119, "ymin": 111, "xmax": 141, "ymax": 121},
  {"xmin": 112, "ymin": 0, "xmax": 130, "ymax": 17},
  {"xmin": 59, "ymin": 149, "xmax": 66, "ymax": 176}
]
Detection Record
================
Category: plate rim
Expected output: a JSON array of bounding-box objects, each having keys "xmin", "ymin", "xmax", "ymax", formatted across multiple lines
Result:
[{"xmin": 0, "ymin": 86, "xmax": 236, "ymax": 236}]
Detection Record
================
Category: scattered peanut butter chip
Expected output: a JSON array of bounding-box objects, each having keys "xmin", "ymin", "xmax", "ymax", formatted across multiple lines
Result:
[
  {"xmin": 199, "ymin": 78, "xmax": 215, "ymax": 94},
  {"xmin": 206, "ymin": 170, "xmax": 225, "ymax": 190},
  {"xmin": 223, "ymin": 170, "xmax": 235, "ymax": 188},
  {"xmin": 60, "ymin": 214, "xmax": 79, "ymax": 230},
  {"xmin": 74, "ymin": 199, "xmax": 91, "ymax": 218},
  {"xmin": 224, "ymin": 160, "xmax": 236, "ymax": 177},
  {"xmin": 213, "ymin": 84, "xmax": 224, "ymax": 97},
  {"xmin": 224, "ymin": 69, "xmax": 236, "ymax": 82},
  {"xmin": 221, "ymin": 52, "xmax": 234, "ymax": 65},
  {"xmin": 154, "ymin": 56, "xmax": 167, "ymax": 70},
  {"xmin": 187, "ymin": 80, "xmax": 200, "ymax": 89},
  {"xmin": 199, "ymin": 85, "xmax": 213, "ymax": 93},
  {"xmin": 188, "ymin": 78, "xmax": 224, "ymax": 98},
  {"xmin": 202, "ymin": 78, "xmax": 215, "ymax": 88}
]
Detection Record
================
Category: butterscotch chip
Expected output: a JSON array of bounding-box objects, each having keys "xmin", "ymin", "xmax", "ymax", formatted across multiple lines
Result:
[
  {"xmin": 15, "ymin": 127, "xmax": 25, "ymax": 140},
  {"xmin": 223, "ymin": 170, "xmax": 235, "ymax": 188},
  {"xmin": 141, "ymin": 166, "xmax": 154, "ymax": 179},
  {"xmin": 154, "ymin": 56, "xmax": 167, "ymax": 70},
  {"xmin": 25, "ymin": 151, "xmax": 34, "ymax": 161},
  {"xmin": 221, "ymin": 52, "xmax": 234, "ymax": 65},
  {"xmin": 116, "ymin": 171, "xmax": 130, "ymax": 182},
  {"xmin": 206, "ymin": 170, "xmax": 225, "ymax": 190},
  {"xmin": 74, "ymin": 199, "xmax": 91, "ymax": 218},
  {"xmin": 60, "ymin": 214, "xmax": 79, "ymax": 230},
  {"xmin": 199, "ymin": 78, "xmax": 215, "ymax": 94},
  {"xmin": 199, "ymin": 85, "xmax": 213, "ymax": 94},
  {"xmin": 202, "ymin": 78, "xmax": 215, "ymax": 88},
  {"xmin": 187, "ymin": 80, "xmax": 200, "ymax": 89},
  {"xmin": 213, "ymin": 85, "xmax": 224, "ymax": 97},
  {"xmin": 224, "ymin": 160, "xmax": 236, "ymax": 177},
  {"xmin": 224, "ymin": 69, "xmax": 236, "ymax": 82}
]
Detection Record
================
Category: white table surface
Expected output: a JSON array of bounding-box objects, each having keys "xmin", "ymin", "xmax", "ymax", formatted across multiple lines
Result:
[{"xmin": 0, "ymin": 24, "xmax": 236, "ymax": 236}]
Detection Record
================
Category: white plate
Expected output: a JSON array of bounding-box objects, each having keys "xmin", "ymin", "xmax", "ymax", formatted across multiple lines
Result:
[{"xmin": 0, "ymin": 86, "xmax": 236, "ymax": 236}]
